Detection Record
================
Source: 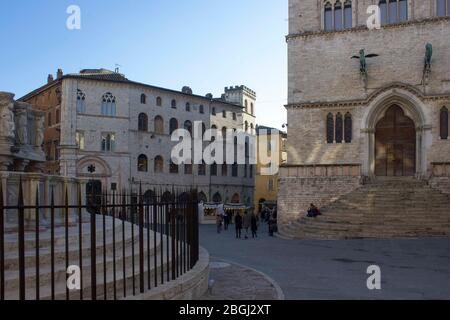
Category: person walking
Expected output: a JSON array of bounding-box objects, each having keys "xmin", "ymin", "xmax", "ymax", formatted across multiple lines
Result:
[
  {"xmin": 216, "ymin": 213, "xmax": 223, "ymax": 234},
  {"xmin": 243, "ymin": 209, "xmax": 252, "ymax": 240},
  {"xmin": 251, "ymin": 211, "xmax": 259, "ymax": 239},
  {"xmin": 268, "ymin": 209, "xmax": 278, "ymax": 237},
  {"xmin": 235, "ymin": 212, "xmax": 243, "ymax": 239},
  {"xmin": 223, "ymin": 211, "xmax": 230, "ymax": 231}
]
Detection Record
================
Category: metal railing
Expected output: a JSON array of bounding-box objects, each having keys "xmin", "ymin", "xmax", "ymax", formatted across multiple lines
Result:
[{"xmin": 0, "ymin": 181, "xmax": 199, "ymax": 300}]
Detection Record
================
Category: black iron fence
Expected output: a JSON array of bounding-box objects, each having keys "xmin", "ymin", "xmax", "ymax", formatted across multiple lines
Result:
[{"xmin": 0, "ymin": 181, "xmax": 199, "ymax": 300}]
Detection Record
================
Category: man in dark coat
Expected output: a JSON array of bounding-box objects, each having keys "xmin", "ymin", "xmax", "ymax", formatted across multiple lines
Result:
[
  {"xmin": 235, "ymin": 213, "xmax": 243, "ymax": 239},
  {"xmin": 251, "ymin": 212, "xmax": 259, "ymax": 239}
]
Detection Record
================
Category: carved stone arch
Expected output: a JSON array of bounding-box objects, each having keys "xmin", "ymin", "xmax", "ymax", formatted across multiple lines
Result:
[
  {"xmin": 361, "ymin": 87, "xmax": 431, "ymax": 178},
  {"xmin": 76, "ymin": 156, "xmax": 113, "ymax": 177}
]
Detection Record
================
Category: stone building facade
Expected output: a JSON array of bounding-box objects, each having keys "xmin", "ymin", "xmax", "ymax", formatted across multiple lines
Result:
[
  {"xmin": 21, "ymin": 69, "xmax": 256, "ymax": 206},
  {"xmin": 279, "ymin": 0, "xmax": 450, "ymax": 230}
]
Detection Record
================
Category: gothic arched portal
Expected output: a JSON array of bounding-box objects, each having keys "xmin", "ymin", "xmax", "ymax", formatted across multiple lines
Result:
[{"xmin": 375, "ymin": 105, "xmax": 416, "ymax": 176}]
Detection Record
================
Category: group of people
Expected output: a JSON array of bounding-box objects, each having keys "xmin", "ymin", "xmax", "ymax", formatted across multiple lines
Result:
[
  {"xmin": 215, "ymin": 205, "xmax": 279, "ymax": 239},
  {"xmin": 216, "ymin": 208, "xmax": 260, "ymax": 239}
]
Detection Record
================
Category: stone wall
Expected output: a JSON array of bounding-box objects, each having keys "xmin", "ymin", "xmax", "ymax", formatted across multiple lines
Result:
[
  {"xmin": 278, "ymin": 165, "xmax": 362, "ymax": 227},
  {"xmin": 429, "ymin": 162, "xmax": 450, "ymax": 195},
  {"xmin": 289, "ymin": 0, "xmax": 441, "ymax": 35}
]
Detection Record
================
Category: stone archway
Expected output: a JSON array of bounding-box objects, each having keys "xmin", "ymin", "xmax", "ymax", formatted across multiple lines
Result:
[
  {"xmin": 375, "ymin": 105, "xmax": 416, "ymax": 176},
  {"xmin": 361, "ymin": 87, "xmax": 431, "ymax": 178}
]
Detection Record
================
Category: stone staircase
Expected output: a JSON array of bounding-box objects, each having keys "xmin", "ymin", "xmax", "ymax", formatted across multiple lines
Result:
[
  {"xmin": 3, "ymin": 216, "xmax": 181, "ymax": 300},
  {"xmin": 280, "ymin": 177, "xmax": 450, "ymax": 240}
]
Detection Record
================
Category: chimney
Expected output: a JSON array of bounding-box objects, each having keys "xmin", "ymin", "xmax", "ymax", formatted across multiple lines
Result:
[
  {"xmin": 47, "ymin": 74, "xmax": 54, "ymax": 84},
  {"xmin": 57, "ymin": 69, "xmax": 63, "ymax": 79}
]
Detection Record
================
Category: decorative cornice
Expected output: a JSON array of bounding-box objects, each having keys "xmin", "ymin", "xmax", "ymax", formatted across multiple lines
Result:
[
  {"xmin": 286, "ymin": 16, "xmax": 450, "ymax": 42},
  {"xmin": 286, "ymin": 83, "xmax": 450, "ymax": 110}
]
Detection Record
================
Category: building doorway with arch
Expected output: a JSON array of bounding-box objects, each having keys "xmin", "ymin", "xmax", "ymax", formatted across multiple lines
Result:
[{"xmin": 375, "ymin": 105, "xmax": 416, "ymax": 176}]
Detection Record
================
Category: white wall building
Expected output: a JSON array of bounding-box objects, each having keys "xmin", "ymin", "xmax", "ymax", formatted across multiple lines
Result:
[{"xmin": 21, "ymin": 69, "xmax": 256, "ymax": 205}]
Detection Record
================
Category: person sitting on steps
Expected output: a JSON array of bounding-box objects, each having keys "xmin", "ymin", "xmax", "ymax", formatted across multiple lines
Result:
[{"xmin": 307, "ymin": 203, "xmax": 321, "ymax": 218}]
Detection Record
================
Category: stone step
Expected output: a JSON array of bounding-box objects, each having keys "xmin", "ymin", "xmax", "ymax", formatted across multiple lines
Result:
[
  {"xmin": 3, "ymin": 229, "xmax": 163, "ymax": 272},
  {"xmin": 3, "ymin": 234, "xmax": 176, "ymax": 295},
  {"xmin": 5, "ymin": 245, "xmax": 181, "ymax": 300},
  {"xmin": 285, "ymin": 178, "xmax": 450, "ymax": 239},
  {"xmin": 2, "ymin": 216, "xmax": 126, "ymax": 254}
]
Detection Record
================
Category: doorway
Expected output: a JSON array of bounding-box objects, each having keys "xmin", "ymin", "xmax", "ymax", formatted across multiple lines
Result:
[{"xmin": 375, "ymin": 105, "xmax": 416, "ymax": 176}]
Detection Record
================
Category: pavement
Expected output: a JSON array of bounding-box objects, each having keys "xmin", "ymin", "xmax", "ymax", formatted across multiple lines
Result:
[
  {"xmin": 199, "ymin": 224, "xmax": 450, "ymax": 300},
  {"xmin": 201, "ymin": 259, "xmax": 282, "ymax": 300}
]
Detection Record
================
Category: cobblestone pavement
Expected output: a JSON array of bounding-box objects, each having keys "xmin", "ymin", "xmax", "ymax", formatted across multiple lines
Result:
[
  {"xmin": 201, "ymin": 260, "xmax": 281, "ymax": 300},
  {"xmin": 199, "ymin": 225, "xmax": 450, "ymax": 300}
]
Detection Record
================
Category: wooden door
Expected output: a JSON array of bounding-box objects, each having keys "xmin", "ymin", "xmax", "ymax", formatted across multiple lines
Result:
[{"xmin": 375, "ymin": 105, "xmax": 416, "ymax": 177}]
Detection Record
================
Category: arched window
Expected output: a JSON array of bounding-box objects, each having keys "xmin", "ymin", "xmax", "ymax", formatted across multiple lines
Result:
[
  {"xmin": 161, "ymin": 191, "xmax": 172, "ymax": 203},
  {"xmin": 212, "ymin": 193, "xmax": 222, "ymax": 204},
  {"xmin": 334, "ymin": 1, "xmax": 343, "ymax": 30},
  {"xmin": 171, "ymin": 99, "xmax": 177, "ymax": 109},
  {"xmin": 76, "ymin": 89, "xmax": 86, "ymax": 113},
  {"xmin": 440, "ymin": 107, "xmax": 449, "ymax": 140},
  {"xmin": 154, "ymin": 116, "xmax": 164, "ymax": 134},
  {"xmin": 140, "ymin": 94, "xmax": 146, "ymax": 104},
  {"xmin": 101, "ymin": 93, "xmax": 116, "ymax": 116},
  {"xmin": 178, "ymin": 193, "xmax": 189, "ymax": 203},
  {"xmin": 137, "ymin": 154, "xmax": 148, "ymax": 172},
  {"xmin": 138, "ymin": 113, "xmax": 148, "ymax": 132},
  {"xmin": 186, "ymin": 102, "xmax": 191, "ymax": 112},
  {"xmin": 211, "ymin": 163, "xmax": 218, "ymax": 176},
  {"xmin": 198, "ymin": 161, "xmax": 206, "ymax": 176},
  {"xmin": 143, "ymin": 190, "xmax": 156, "ymax": 205},
  {"xmin": 232, "ymin": 163, "xmax": 238, "ymax": 177},
  {"xmin": 437, "ymin": 0, "xmax": 449, "ymax": 16},
  {"xmin": 222, "ymin": 110, "xmax": 227, "ymax": 118},
  {"xmin": 324, "ymin": 2, "xmax": 333, "ymax": 31},
  {"xmin": 251, "ymin": 103, "xmax": 254, "ymax": 115},
  {"xmin": 327, "ymin": 113, "xmax": 334, "ymax": 144},
  {"xmin": 245, "ymin": 140, "xmax": 250, "ymax": 159},
  {"xmin": 380, "ymin": 0, "xmax": 408, "ymax": 25},
  {"xmin": 344, "ymin": 0, "xmax": 352, "ymax": 28},
  {"xmin": 169, "ymin": 118, "xmax": 178, "ymax": 135},
  {"xmin": 344, "ymin": 112, "xmax": 353, "ymax": 143},
  {"xmin": 154, "ymin": 156, "xmax": 164, "ymax": 173},
  {"xmin": 399, "ymin": 0, "xmax": 408, "ymax": 22},
  {"xmin": 245, "ymin": 100, "xmax": 248, "ymax": 113},
  {"xmin": 250, "ymin": 123, "xmax": 254, "ymax": 134},
  {"xmin": 184, "ymin": 120, "xmax": 193, "ymax": 135},
  {"xmin": 379, "ymin": 0, "xmax": 387, "ymax": 25},
  {"xmin": 170, "ymin": 160, "xmax": 179, "ymax": 174},
  {"xmin": 199, "ymin": 105, "xmax": 204, "ymax": 114},
  {"xmin": 389, "ymin": 0, "xmax": 398, "ymax": 24},
  {"xmin": 222, "ymin": 163, "xmax": 228, "ymax": 176},
  {"xmin": 101, "ymin": 133, "xmax": 116, "ymax": 152},
  {"xmin": 212, "ymin": 107, "xmax": 216, "ymax": 116},
  {"xmin": 221, "ymin": 127, "xmax": 227, "ymax": 141},
  {"xmin": 156, "ymin": 97, "xmax": 162, "ymax": 106},
  {"xmin": 335, "ymin": 113, "xmax": 343, "ymax": 143},
  {"xmin": 231, "ymin": 193, "xmax": 240, "ymax": 204},
  {"xmin": 198, "ymin": 192, "xmax": 207, "ymax": 203},
  {"xmin": 245, "ymin": 121, "xmax": 249, "ymax": 133},
  {"xmin": 232, "ymin": 112, "xmax": 237, "ymax": 121}
]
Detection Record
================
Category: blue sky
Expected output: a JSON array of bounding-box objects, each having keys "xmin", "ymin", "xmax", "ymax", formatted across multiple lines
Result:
[{"xmin": 0, "ymin": 0, "xmax": 288, "ymax": 129}]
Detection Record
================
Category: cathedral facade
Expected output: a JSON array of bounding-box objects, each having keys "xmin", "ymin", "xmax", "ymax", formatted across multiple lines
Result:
[{"xmin": 279, "ymin": 0, "xmax": 450, "ymax": 237}]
